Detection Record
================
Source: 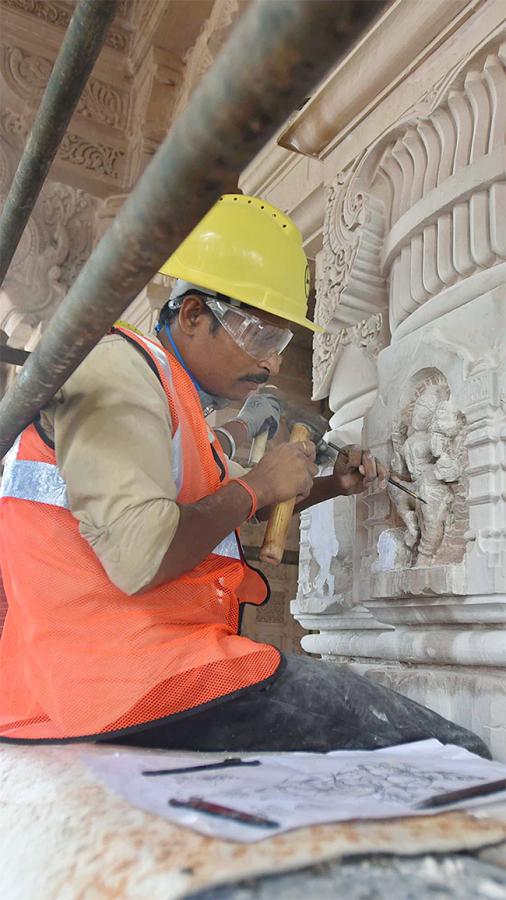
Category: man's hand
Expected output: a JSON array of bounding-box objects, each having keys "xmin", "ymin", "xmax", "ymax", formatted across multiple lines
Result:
[
  {"xmin": 332, "ymin": 445, "xmax": 389, "ymax": 496},
  {"xmin": 145, "ymin": 439, "xmax": 318, "ymax": 587},
  {"xmin": 233, "ymin": 386, "xmax": 282, "ymax": 439},
  {"xmin": 244, "ymin": 440, "xmax": 318, "ymax": 508}
]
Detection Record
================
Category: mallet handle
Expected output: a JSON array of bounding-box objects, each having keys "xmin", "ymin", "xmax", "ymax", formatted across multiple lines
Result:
[
  {"xmin": 259, "ymin": 422, "xmax": 311, "ymax": 566},
  {"xmin": 248, "ymin": 429, "xmax": 269, "ymax": 465}
]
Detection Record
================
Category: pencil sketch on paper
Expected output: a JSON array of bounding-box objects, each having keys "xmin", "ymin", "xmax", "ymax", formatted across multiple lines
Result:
[
  {"xmin": 149, "ymin": 761, "xmax": 484, "ymax": 810},
  {"xmin": 273, "ymin": 763, "xmax": 483, "ymax": 806}
]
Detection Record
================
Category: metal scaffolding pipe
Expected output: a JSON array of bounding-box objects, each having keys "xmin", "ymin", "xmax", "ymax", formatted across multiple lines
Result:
[
  {"xmin": 0, "ymin": 0, "xmax": 117, "ymax": 288},
  {"xmin": 0, "ymin": 0, "xmax": 383, "ymax": 458}
]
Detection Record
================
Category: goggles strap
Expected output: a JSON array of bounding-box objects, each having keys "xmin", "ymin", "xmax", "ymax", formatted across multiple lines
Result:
[{"xmin": 155, "ymin": 319, "xmax": 231, "ymax": 416}]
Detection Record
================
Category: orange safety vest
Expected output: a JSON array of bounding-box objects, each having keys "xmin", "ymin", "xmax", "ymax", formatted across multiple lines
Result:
[{"xmin": 0, "ymin": 326, "xmax": 281, "ymax": 741}]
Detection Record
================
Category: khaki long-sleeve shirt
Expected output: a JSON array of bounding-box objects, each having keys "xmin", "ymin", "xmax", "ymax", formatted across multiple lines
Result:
[{"xmin": 40, "ymin": 334, "xmax": 244, "ymax": 595}]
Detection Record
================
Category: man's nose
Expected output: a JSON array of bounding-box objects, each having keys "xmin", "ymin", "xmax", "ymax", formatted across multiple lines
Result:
[{"xmin": 261, "ymin": 352, "xmax": 281, "ymax": 375}]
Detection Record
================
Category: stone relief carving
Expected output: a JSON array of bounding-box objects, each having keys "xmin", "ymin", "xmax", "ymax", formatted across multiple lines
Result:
[
  {"xmin": 311, "ymin": 328, "xmax": 341, "ymax": 401},
  {"xmin": 58, "ymin": 134, "xmax": 124, "ymax": 181},
  {"xmin": 383, "ymin": 378, "xmax": 468, "ymax": 570},
  {"xmin": 0, "ymin": 108, "xmax": 29, "ymax": 141},
  {"xmin": 0, "ymin": 109, "xmax": 125, "ymax": 184},
  {"xmin": 1, "ymin": 0, "xmax": 71, "ymax": 27},
  {"xmin": 117, "ymin": 0, "xmax": 132, "ymax": 20},
  {"xmin": 172, "ymin": 0, "xmax": 240, "ymax": 120},
  {"xmin": 315, "ymin": 164, "xmax": 387, "ymax": 332},
  {"xmin": 312, "ymin": 311, "xmax": 387, "ymax": 401},
  {"xmin": 1, "ymin": 131, "xmax": 93, "ymax": 323},
  {"xmin": 312, "ymin": 35, "xmax": 506, "ymax": 348},
  {"xmin": 0, "ymin": 45, "xmax": 128, "ymax": 129},
  {"xmin": 1, "ymin": 44, "xmax": 51, "ymax": 97},
  {"xmin": 40, "ymin": 183, "xmax": 93, "ymax": 298},
  {"xmin": 78, "ymin": 79, "xmax": 127, "ymax": 129},
  {"xmin": 302, "ymin": 15, "xmax": 506, "ymax": 752},
  {"xmin": 312, "ymin": 152, "xmax": 390, "ymax": 399},
  {"xmin": 342, "ymin": 312, "xmax": 385, "ymax": 361},
  {"xmin": 0, "ymin": 0, "xmax": 130, "ymax": 53}
]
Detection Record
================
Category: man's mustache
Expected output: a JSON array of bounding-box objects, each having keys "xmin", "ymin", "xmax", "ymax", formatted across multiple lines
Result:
[{"xmin": 238, "ymin": 373, "xmax": 270, "ymax": 384}]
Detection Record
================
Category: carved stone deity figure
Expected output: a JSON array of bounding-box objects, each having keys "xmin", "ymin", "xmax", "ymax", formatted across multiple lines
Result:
[
  {"xmin": 388, "ymin": 420, "xmax": 420, "ymax": 555},
  {"xmin": 388, "ymin": 389, "xmax": 464, "ymax": 567},
  {"xmin": 430, "ymin": 400, "xmax": 467, "ymax": 564}
]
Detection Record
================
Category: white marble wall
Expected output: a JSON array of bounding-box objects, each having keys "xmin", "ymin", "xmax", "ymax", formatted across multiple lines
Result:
[
  {"xmin": 310, "ymin": 32, "xmax": 506, "ymax": 760},
  {"xmin": 242, "ymin": 0, "xmax": 506, "ymax": 760}
]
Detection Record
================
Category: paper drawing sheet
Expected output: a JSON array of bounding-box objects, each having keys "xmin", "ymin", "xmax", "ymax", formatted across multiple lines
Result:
[{"xmin": 83, "ymin": 739, "xmax": 506, "ymax": 843}]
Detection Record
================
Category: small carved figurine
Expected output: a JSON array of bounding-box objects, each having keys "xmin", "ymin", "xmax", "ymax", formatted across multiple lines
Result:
[{"xmin": 388, "ymin": 389, "xmax": 463, "ymax": 567}]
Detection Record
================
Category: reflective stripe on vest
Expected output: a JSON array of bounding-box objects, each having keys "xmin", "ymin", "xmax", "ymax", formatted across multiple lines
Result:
[
  {"xmin": 213, "ymin": 532, "xmax": 241, "ymax": 560},
  {"xmin": 0, "ymin": 364, "xmax": 238, "ymax": 558},
  {"xmin": 1, "ymin": 437, "xmax": 69, "ymax": 509}
]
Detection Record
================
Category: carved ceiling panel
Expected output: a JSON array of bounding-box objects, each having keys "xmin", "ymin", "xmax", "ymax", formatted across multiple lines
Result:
[
  {"xmin": 0, "ymin": 0, "xmax": 246, "ymax": 340},
  {"xmin": 1, "ymin": 0, "xmax": 132, "ymax": 54},
  {"xmin": 0, "ymin": 0, "xmax": 222, "ymax": 196}
]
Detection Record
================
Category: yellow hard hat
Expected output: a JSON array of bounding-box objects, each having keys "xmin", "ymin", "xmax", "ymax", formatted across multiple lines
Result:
[{"xmin": 159, "ymin": 194, "xmax": 323, "ymax": 332}]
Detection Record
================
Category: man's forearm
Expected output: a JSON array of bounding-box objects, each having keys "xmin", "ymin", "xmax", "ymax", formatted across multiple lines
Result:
[
  {"xmin": 294, "ymin": 476, "xmax": 342, "ymax": 513},
  {"xmin": 142, "ymin": 480, "xmax": 253, "ymax": 590},
  {"xmin": 142, "ymin": 441, "xmax": 320, "ymax": 589}
]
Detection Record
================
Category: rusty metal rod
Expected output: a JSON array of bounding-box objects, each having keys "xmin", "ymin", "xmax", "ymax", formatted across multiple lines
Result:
[
  {"xmin": 0, "ymin": 0, "xmax": 117, "ymax": 288},
  {"xmin": 0, "ymin": 0, "xmax": 384, "ymax": 458}
]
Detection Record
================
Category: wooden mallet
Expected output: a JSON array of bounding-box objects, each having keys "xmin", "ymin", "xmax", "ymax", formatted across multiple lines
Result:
[{"xmin": 259, "ymin": 410, "xmax": 328, "ymax": 566}]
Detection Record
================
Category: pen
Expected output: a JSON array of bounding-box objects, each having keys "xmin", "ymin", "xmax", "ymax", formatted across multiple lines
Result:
[
  {"xmin": 326, "ymin": 440, "xmax": 428, "ymax": 504},
  {"xmin": 142, "ymin": 757, "xmax": 261, "ymax": 776},
  {"xmin": 416, "ymin": 777, "xmax": 506, "ymax": 809},
  {"xmin": 169, "ymin": 796, "xmax": 279, "ymax": 828}
]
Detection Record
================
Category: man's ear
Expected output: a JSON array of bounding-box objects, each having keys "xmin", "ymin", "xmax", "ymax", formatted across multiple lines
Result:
[{"xmin": 178, "ymin": 294, "xmax": 207, "ymax": 336}]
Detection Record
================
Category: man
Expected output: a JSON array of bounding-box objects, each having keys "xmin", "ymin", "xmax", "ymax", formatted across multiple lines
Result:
[{"xmin": 0, "ymin": 194, "xmax": 488, "ymax": 755}]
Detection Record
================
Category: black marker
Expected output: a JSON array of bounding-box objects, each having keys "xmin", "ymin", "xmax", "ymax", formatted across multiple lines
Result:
[
  {"xmin": 142, "ymin": 758, "xmax": 261, "ymax": 777},
  {"xmin": 169, "ymin": 796, "xmax": 279, "ymax": 829},
  {"xmin": 416, "ymin": 777, "xmax": 506, "ymax": 809}
]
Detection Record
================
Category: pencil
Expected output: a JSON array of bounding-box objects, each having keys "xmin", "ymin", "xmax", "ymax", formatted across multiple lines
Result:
[
  {"xmin": 143, "ymin": 758, "xmax": 260, "ymax": 776},
  {"xmin": 169, "ymin": 796, "xmax": 279, "ymax": 828},
  {"xmin": 416, "ymin": 777, "xmax": 506, "ymax": 809}
]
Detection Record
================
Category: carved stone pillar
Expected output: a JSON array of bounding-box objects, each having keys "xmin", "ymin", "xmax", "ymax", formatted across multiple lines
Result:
[
  {"xmin": 280, "ymin": 14, "xmax": 506, "ymax": 758},
  {"xmin": 292, "ymin": 165, "xmax": 391, "ymax": 658},
  {"xmin": 308, "ymin": 35, "xmax": 506, "ymax": 760}
]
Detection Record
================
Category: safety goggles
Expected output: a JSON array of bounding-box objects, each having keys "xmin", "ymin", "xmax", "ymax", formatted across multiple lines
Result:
[{"xmin": 205, "ymin": 298, "xmax": 293, "ymax": 362}]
